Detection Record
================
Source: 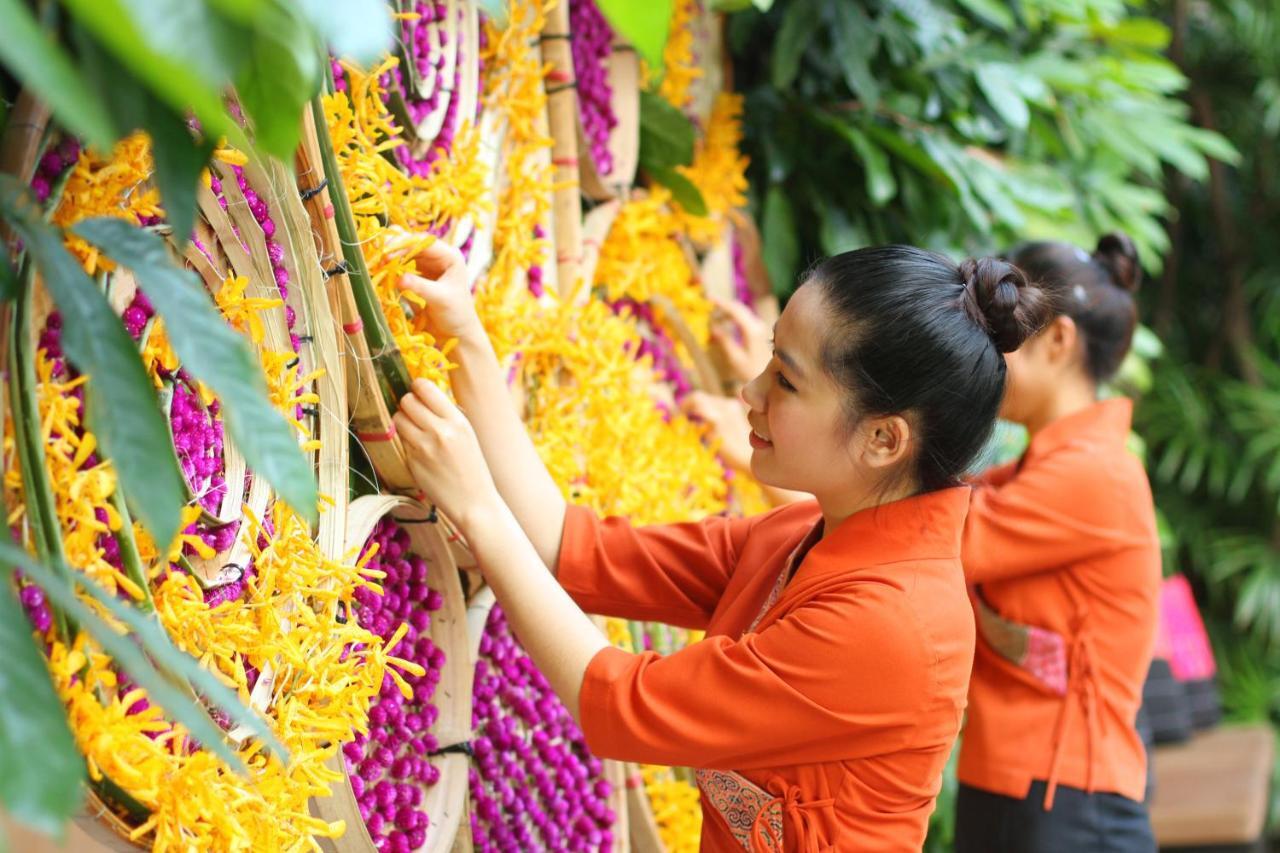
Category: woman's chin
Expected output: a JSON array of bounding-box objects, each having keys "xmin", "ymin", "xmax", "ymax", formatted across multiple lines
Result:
[{"xmin": 748, "ymin": 453, "xmax": 790, "ymax": 491}]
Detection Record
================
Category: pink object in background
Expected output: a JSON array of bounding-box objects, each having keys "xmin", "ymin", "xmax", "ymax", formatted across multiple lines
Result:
[{"xmin": 1158, "ymin": 574, "xmax": 1217, "ymax": 681}]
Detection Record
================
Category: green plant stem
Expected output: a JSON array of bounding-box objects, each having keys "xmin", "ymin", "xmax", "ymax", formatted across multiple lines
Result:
[
  {"xmin": 110, "ymin": 486, "xmax": 152, "ymax": 615},
  {"xmin": 8, "ymin": 260, "xmax": 72, "ymax": 639},
  {"xmin": 307, "ymin": 94, "xmax": 412, "ymax": 404}
]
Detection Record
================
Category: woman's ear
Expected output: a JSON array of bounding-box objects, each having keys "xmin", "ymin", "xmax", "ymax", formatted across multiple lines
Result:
[
  {"xmin": 1043, "ymin": 314, "xmax": 1081, "ymax": 367},
  {"xmin": 857, "ymin": 414, "xmax": 913, "ymax": 471}
]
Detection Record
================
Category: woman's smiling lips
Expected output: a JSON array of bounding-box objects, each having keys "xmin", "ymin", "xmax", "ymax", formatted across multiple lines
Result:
[{"xmin": 747, "ymin": 416, "xmax": 773, "ymax": 449}]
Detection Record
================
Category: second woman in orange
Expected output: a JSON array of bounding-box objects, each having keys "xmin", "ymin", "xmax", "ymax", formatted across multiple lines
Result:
[
  {"xmin": 955, "ymin": 234, "xmax": 1162, "ymax": 852},
  {"xmin": 392, "ymin": 242, "xmax": 1050, "ymax": 850}
]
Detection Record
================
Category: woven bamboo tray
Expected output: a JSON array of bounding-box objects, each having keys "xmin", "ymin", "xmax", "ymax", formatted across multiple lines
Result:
[
  {"xmin": 314, "ymin": 494, "xmax": 472, "ymax": 853},
  {"xmin": 624, "ymin": 763, "xmax": 665, "ymax": 853},
  {"xmin": 540, "ymin": 0, "xmax": 585, "ymax": 295},
  {"xmin": 578, "ymin": 42, "xmax": 640, "ymax": 201}
]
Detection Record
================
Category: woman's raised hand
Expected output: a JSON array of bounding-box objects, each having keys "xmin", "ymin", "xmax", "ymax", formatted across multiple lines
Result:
[
  {"xmin": 394, "ymin": 379, "xmax": 502, "ymax": 534},
  {"xmin": 710, "ymin": 296, "xmax": 773, "ymax": 385},
  {"xmin": 394, "ymin": 235, "xmax": 484, "ymax": 342}
]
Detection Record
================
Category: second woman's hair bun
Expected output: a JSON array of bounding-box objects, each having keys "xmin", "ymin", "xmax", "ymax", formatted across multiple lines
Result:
[
  {"xmin": 1093, "ymin": 232, "xmax": 1141, "ymax": 294},
  {"xmin": 960, "ymin": 257, "xmax": 1053, "ymax": 353}
]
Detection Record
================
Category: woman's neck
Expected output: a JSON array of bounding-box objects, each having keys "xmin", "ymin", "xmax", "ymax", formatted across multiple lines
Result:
[
  {"xmin": 1025, "ymin": 376, "xmax": 1099, "ymax": 438},
  {"xmin": 817, "ymin": 476, "xmax": 918, "ymax": 536}
]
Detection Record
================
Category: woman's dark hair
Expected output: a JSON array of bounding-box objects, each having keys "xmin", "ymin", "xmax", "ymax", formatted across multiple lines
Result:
[
  {"xmin": 1006, "ymin": 232, "xmax": 1141, "ymax": 382},
  {"xmin": 807, "ymin": 245, "xmax": 1052, "ymax": 492}
]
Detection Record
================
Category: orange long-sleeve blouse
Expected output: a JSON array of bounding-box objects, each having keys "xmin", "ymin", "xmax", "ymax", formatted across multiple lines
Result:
[
  {"xmin": 959, "ymin": 398, "xmax": 1161, "ymax": 808},
  {"xmin": 559, "ymin": 488, "xmax": 976, "ymax": 851}
]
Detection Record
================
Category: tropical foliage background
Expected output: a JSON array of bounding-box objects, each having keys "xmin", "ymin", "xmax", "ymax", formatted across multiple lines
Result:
[
  {"xmin": 726, "ymin": 0, "xmax": 1278, "ymax": 845},
  {"xmin": 0, "ymin": 0, "xmax": 1276, "ymax": 847}
]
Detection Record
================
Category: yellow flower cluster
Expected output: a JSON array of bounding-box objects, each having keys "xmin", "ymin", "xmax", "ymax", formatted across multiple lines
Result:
[
  {"xmin": 476, "ymin": 0, "xmax": 555, "ymax": 299},
  {"xmin": 482, "ymin": 291, "xmax": 727, "ymax": 523},
  {"xmin": 647, "ymin": 0, "xmax": 703, "ymax": 112},
  {"xmin": 13, "ymin": 349, "xmax": 396, "ymax": 849},
  {"xmin": 52, "ymin": 134, "xmax": 163, "ymax": 274},
  {"xmin": 675, "ymin": 93, "xmax": 750, "ymax": 247},
  {"xmin": 594, "ymin": 188, "xmax": 715, "ymax": 365},
  {"xmin": 5, "ymin": 354, "xmax": 138, "ymax": 600},
  {"xmin": 215, "ymin": 275, "xmax": 282, "ymax": 346},
  {"xmin": 43, "ymin": 501, "xmax": 408, "ymax": 852},
  {"xmin": 323, "ymin": 58, "xmax": 488, "ymax": 385},
  {"xmin": 6, "ymin": 131, "xmax": 412, "ymax": 850},
  {"xmin": 258, "ymin": 350, "xmax": 325, "ymax": 444},
  {"xmin": 640, "ymin": 764, "xmax": 703, "ymax": 852}
]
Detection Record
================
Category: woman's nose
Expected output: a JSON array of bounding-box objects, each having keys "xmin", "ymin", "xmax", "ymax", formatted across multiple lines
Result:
[{"xmin": 741, "ymin": 369, "xmax": 766, "ymax": 412}]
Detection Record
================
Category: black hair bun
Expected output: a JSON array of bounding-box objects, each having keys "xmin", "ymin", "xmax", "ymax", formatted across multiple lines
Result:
[
  {"xmin": 1093, "ymin": 232, "xmax": 1141, "ymax": 294},
  {"xmin": 960, "ymin": 257, "xmax": 1054, "ymax": 353}
]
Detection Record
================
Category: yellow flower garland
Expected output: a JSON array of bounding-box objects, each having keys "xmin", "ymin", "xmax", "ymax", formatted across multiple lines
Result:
[{"xmin": 6, "ymin": 132, "xmax": 412, "ymax": 852}]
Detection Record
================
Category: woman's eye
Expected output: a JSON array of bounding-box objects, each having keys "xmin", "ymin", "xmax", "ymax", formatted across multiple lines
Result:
[{"xmin": 776, "ymin": 371, "xmax": 797, "ymax": 392}]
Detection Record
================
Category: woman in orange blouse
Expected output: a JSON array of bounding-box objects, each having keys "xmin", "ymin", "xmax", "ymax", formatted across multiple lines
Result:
[
  {"xmin": 955, "ymin": 234, "xmax": 1162, "ymax": 852},
  {"xmin": 392, "ymin": 242, "xmax": 1050, "ymax": 850}
]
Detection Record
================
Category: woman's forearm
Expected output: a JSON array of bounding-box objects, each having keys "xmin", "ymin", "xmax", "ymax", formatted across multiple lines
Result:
[
  {"xmin": 448, "ymin": 330, "xmax": 569, "ymax": 570},
  {"xmin": 464, "ymin": 498, "xmax": 608, "ymax": 722}
]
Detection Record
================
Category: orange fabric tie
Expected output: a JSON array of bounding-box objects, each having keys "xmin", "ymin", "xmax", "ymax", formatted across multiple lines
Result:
[
  {"xmin": 1041, "ymin": 632, "xmax": 1097, "ymax": 810},
  {"xmin": 748, "ymin": 779, "xmax": 834, "ymax": 852}
]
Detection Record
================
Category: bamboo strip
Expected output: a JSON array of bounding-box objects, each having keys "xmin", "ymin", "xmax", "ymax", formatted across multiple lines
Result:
[
  {"xmin": 578, "ymin": 44, "xmax": 640, "ymax": 201},
  {"xmin": 624, "ymin": 763, "xmax": 665, "ymax": 853},
  {"xmin": 540, "ymin": 0, "xmax": 584, "ymax": 294},
  {"xmin": 313, "ymin": 494, "xmax": 471, "ymax": 853},
  {"xmin": 298, "ymin": 103, "xmax": 417, "ymax": 493}
]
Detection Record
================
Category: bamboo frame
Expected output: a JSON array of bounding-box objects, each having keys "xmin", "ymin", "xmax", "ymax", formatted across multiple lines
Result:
[
  {"xmin": 314, "ymin": 494, "xmax": 472, "ymax": 853},
  {"xmin": 578, "ymin": 44, "xmax": 641, "ymax": 201},
  {"xmin": 540, "ymin": 0, "xmax": 584, "ymax": 293},
  {"xmin": 624, "ymin": 763, "xmax": 665, "ymax": 853},
  {"xmin": 298, "ymin": 103, "xmax": 418, "ymax": 494}
]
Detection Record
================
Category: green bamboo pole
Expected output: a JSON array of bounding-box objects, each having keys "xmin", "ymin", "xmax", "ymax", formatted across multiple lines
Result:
[
  {"xmin": 9, "ymin": 261, "xmax": 72, "ymax": 639},
  {"xmin": 307, "ymin": 94, "xmax": 413, "ymax": 406}
]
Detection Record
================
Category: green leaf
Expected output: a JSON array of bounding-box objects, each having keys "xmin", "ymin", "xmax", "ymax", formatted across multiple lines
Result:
[
  {"xmin": 863, "ymin": 124, "xmax": 955, "ymax": 188},
  {"xmin": 761, "ymin": 185, "xmax": 800, "ymax": 296},
  {"xmin": 234, "ymin": 17, "xmax": 323, "ymax": 162},
  {"xmin": 830, "ymin": 3, "xmax": 879, "ymax": 106},
  {"xmin": 0, "ymin": 242, "xmax": 15, "ymax": 303},
  {"xmin": 639, "ymin": 90, "xmax": 697, "ymax": 171},
  {"xmin": 0, "ymin": 574, "xmax": 84, "ymax": 836},
  {"xmin": 148, "ymin": 115, "xmax": 217, "ymax": 247},
  {"xmin": 1183, "ymin": 125, "xmax": 1241, "ymax": 166},
  {"xmin": 596, "ymin": 0, "xmax": 672, "ymax": 69},
  {"xmin": 955, "ymin": 0, "xmax": 1015, "ymax": 30},
  {"xmin": 647, "ymin": 166, "xmax": 708, "ymax": 216},
  {"xmin": 815, "ymin": 202, "xmax": 867, "ymax": 256},
  {"xmin": 0, "ymin": 176, "xmax": 185, "ymax": 548},
  {"xmin": 813, "ymin": 115, "xmax": 896, "ymax": 206},
  {"xmin": 59, "ymin": 0, "xmax": 242, "ymax": 143},
  {"xmin": 72, "ymin": 219, "xmax": 319, "ymax": 525},
  {"xmin": 1095, "ymin": 17, "xmax": 1171, "ymax": 50},
  {"xmin": 0, "ymin": 0, "xmax": 117, "ymax": 150},
  {"xmin": 771, "ymin": 0, "xmax": 819, "ymax": 90},
  {"xmin": 975, "ymin": 62, "xmax": 1031, "ymax": 130},
  {"xmin": 0, "ymin": 541, "xmax": 286, "ymax": 775},
  {"xmin": 294, "ymin": 0, "xmax": 393, "ymax": 64},
  {"xmin": 73, "ymin": 33, "xmax": 213, "ymax": 244}
]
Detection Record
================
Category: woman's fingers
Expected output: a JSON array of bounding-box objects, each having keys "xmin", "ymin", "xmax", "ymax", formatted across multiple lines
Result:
[
  {"xmin": 393, "ymin": 410, "xmax": 431, "ymax": 453},
  {"xmin": 397, "ymin": 386, "xmax": 438, "ymax": 432},
  {"xmin": 398, "ymin": 271, "xmax": 447, "ymax": 302},
  {"xmin": 680, "ymin": 390, "xmax": 714, "ymax": 421},
  {"xmin": 411, "ymin": 237, "xmax": 465, "ymax": 279},
  {"xmin": 711, "ymin": 296, "xmax": 759, "ymax": 337},
  {"xmin": 411, "ymin": 378, "xmax": 456, "ymax": 419}
]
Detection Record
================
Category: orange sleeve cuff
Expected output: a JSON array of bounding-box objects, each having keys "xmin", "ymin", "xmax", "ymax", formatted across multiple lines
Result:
[
  {"xmin": 556, "ymin": 504, "xmax": 598, "ymax": 592},
  {"xmin": 578, "ymin": 644, "xmax": 634, "ymax": 759}
]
